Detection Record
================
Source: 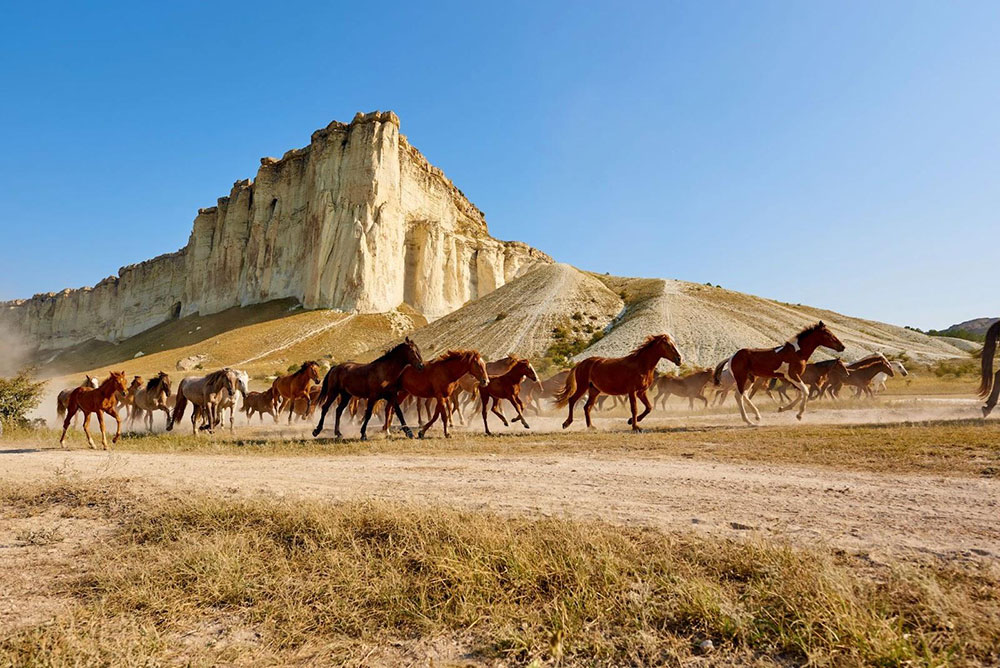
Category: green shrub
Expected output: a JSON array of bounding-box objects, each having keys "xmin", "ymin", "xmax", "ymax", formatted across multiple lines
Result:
[{"xmin": 0, "ymin": 369, "xmax": 46, "ymax": 430}]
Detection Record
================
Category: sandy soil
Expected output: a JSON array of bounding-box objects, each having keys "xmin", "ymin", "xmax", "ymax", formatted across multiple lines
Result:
[{"xmin": 3, "ymin": 424, "xmax": 996, "ymax": 566}]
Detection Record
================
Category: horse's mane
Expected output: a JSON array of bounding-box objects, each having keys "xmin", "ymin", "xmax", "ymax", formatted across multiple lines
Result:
[
  {"xmin": 204, "ymin": 368, "xmax": 232, "ymax": 385},
  {"xmin": 375, "ymin": 341, "xmax": 412, "ymax": 363},
  {"xmin": 627, "ymin": 335, "xmax": 668, "ymax": 359},
  {"xmin": 435, "ymin": 350, "xmax": 477, "ymax": 363},
  {"xmin": 146, "ymin": 373, "xmax": 170, "ymax": 394},
  {"xmin": 851, "ymin": 357, "xmax": 889, "ymax": 370},
  {"xmin": 794, "ymin": 322, "xmax": 827, "ymax": 341},
  {"xmin": 297, "ymin": 361, "xmax": 317, "ymax": 373}
]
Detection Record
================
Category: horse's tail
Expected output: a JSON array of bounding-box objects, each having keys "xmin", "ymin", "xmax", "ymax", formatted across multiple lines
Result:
[
  {"xmin": 56, "ymin": 394, "xmax": 66, "ymax": 419},
  {"xmin": 978, "ymin": 320, "xmax": 1000, "ymax": 398},
  {"xmin": 713, "ymin": 358, "xmax": 729, "ymax": 386},
  {"xmin": 553, "ymin": 367, "xmax": 579, "ymax": 408},
  {"xmin": 167, "ymin": 389, "xmax": 187, "ymax": 431},
  {"xmin": 315, "ymin": 366, "xmax": 337, "ymax": 408}
]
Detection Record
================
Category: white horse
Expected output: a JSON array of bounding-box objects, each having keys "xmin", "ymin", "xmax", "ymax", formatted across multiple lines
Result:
[
  {"xmin": 212, "ymin": 369, "xmax": 250, "ymax": 431},
  {"xmin": 872, "ymin": 360, "xmax": 907, "ymax": 393}
]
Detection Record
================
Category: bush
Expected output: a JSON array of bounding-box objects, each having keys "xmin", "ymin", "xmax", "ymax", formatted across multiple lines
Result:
[{"xmin": 0, "ymin": 369, "xmax": 46, "ymax": 431}]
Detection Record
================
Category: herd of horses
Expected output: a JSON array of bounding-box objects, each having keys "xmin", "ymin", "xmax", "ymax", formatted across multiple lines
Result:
[{"xmin": 55, "ymin": 320, "xmax": 998, "ymax": 449}]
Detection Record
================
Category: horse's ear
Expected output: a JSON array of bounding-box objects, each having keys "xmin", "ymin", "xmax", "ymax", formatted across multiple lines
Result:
[{"xmin": 819, "ymin": 321, "xmax": 825, "ymax": 326}]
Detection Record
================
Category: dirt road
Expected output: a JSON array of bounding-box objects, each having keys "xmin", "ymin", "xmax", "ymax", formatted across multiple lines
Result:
[{"xmin": 3, "ymin": 445, "xmax": 996, "ymax": 564}]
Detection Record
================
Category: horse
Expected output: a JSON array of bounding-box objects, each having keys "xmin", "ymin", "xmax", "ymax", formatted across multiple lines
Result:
[
  {"xmin": 653, "ymin": 369, "xmax": 713, "ymax": 410},
  {"xmin": 119, "ymin": 375, "xmax": 143, "ymax": 421},
  {"xmin": 59, "ymin": 371, "xmax": 129, "ymax": 449},
  {"xmin": 714, "ymin": 322, "xmax": 845, "ymax": 425},
  {"xmin": 56, "ymin": 375, "xmax": 99, "ymax": 426},
  {"xmin": 979, "ymin": 320, "xmax": 1000, "ymax": 418},
  {"xmin": 872, "ymin": 360, "xmax": 908, "ymax": 393},
  {"xmin": 129, "ymin": 372, "xmax": 172, "ymax": 432},
  {"xmin": 822, "ymin": 354, "xmax": 891, "ymax": 399},
  {"xmin": 842, "ymin": 357, "xmax": 894, "ymax": 398},
  {"xmin": 292, "ymin": 385, "xmax": 323, "ymax": 421},
  {"xmin": 555, "ymin": 334, "xmax": 682, "ymax": 432},
  {"xmin": 167, "ymin": 368, "xmax": 238, "ymax": 435},
  {"xmin": 478, "ymin": 358, "xmax": 539, "ymax": 435},
  {"xmin": 386, "ymin": 350, "xmax": 489, "ymax": 438},
  {"xmin": 272, "ymin": 361, "xmax": 322, "ymax": 424},
  {"xmin": 242, "ymin": 387, "xmax": 280, "ymax": 423},
  {"xmin": 765, "ymin": 358, "xmax": 850, "ymax": 402},
  {"xmin": 209, "ymin": 369, "xmax": 249, "ymax": 431},
  {"xmin": 312, "ymin": 338, "xmax": 424, "ymax": 440},
  {"xmin": 449, "ymin": 355, "xmax": 519, "ymax": 423}
]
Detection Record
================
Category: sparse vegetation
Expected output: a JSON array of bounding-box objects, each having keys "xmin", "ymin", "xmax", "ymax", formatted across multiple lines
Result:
[
  {"xmin": 0, "ymin": 368, "xmax": 46, "ymax": 431},
  {"xmin": 1, "ymin": 480, "xmax": 998, "ymax": 666}
]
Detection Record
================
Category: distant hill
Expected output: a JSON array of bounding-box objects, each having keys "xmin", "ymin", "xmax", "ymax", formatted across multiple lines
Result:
[{"xmin": 925, "ymin": 318, "xmax": 997, "ymax": 343}]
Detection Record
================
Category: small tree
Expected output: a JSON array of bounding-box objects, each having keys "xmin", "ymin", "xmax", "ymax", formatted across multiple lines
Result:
[{"xmin": 0, "ymin": 368, "xmax": 47, "ymax": 431}]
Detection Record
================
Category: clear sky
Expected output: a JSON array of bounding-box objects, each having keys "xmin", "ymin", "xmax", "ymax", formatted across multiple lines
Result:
[{"xmin": 1, "ymin": 1, "xmax": 996, "ymax": 330}]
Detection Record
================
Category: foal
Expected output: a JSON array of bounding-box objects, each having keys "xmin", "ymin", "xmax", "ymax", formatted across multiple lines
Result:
[
  {"xmin": 478, "ymin": 357, "xmax": 538, "ymax": 435},
  {"xmin": 59, "ymin": 371, "xmax": 129, "ymax": 449}
]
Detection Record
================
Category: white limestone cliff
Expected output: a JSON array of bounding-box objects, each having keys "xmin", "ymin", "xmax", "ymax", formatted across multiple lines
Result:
[{"xmin": 1, "ymin": 112, "xmax": 550, "ymax": 350}]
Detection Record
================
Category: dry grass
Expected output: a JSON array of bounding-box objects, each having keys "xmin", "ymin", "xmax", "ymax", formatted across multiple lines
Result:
[
  {"xmin": 23, "ymin": 417, "xmax": 1000, "ymax": 478},
  {"xmin": 1, "ymin": 479, "xmax": 998, "ymax": 666}
]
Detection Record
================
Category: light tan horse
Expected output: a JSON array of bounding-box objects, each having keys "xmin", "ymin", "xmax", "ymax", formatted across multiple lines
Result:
[
  {"xmin": 59, "ymin": 371, "xmax": 129, "ymax": 449},
  {"xmin": 168, "ymin": 368, "xmax": 238, "ymax": 435},
  {"xmin": 243, "ymin": 387, "xmax": 280, "ymax": 423},
  {"xmin": 272, "ymin": 361, "xmax": 322, "ymax": 424},
  {"xmin": 653, "ymin": 369, "xmax": 713, "ymax": 410},
  {"xmin": 556, "ymin": 335, "xmax": 682, "ymax": 432},
  {"xmin": 129, "ymin": 372, "xmax": 173, "ymax": 432}
]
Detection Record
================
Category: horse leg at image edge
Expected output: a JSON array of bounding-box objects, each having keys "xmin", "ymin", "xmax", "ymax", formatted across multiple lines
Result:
[
  {"xmin": 627, "ymin": 393, "xmax": 641, "ymax": 432},
  {"xmin": 583, "ymin": 391, "xmax": 599, "ymax": 429}
]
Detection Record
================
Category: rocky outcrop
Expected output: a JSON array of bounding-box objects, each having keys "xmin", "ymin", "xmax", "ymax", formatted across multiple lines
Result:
[{"xmin": 1, "ymin": 112, "xmax": 550, "ymax": 350}]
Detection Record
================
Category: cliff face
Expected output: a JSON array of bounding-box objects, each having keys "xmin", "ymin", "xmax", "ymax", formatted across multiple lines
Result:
[{"xmin": 1, "ymin": 112, "xmax": 550, "ymax": 350}]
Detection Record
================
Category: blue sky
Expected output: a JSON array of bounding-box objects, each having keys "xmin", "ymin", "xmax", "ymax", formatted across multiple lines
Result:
[{"xmin": 1, "ymin": 1, "xmax": 996, "ymax": 329}]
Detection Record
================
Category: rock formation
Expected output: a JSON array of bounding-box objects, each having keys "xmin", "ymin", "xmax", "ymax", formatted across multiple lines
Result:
[{"xmin": 1, "ymin": 112, "xmax": 550, "ymax": 350}]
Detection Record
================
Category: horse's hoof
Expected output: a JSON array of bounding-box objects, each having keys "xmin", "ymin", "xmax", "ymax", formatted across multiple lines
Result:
[
  {"xmin": 360, "ymin": 435, "xmax": 368, "ymax": 442},
  {"xmin": 561, "ymin": 421, "xmax": 571, "ymax": 430},
  {"xmin": 403, "ymin": 428, "xmax": 414, "ymax": 439},
  {"xmin": 311, "ymin": 428, "xmax": 322, "ymax": 438},
  {"xmin": 522, "ymin": 423, "xmax": 530, "ymax": 429},
  {"xmin": 418, "ymin": 432, "xmax": 426, "ymax": 440},
  {"xmin": 796, "ymin": 415, "xmax": 803, "ymax": 421},
  {"xmin": 983, "ymin": 406, "xmax": 991, "ymax": 418}
]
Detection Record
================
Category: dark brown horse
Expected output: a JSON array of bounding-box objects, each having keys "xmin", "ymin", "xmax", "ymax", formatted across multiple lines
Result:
[
  {"xmin": 653, "ymin": 369, "xmax": 713, "ymax": 410},
  {"xmin": 312, "ymin": 338, "xmax": 424, "ymax": 440},
  {"xmin": 449, "ymin": 355, "xmax": 519, "ymax": 422},
  {"xmin": 273, "ymin": 361, "xmax": 322, "ymax": 423},
  {"xmin": 59, "ymin": 371, "xmax": 129, "ymax": 449},
  {"xmin": 478, "ymin": 357, "xmax": 539, "ymax": 435},
  {"xmin": 555, "ymin": 334, "xmax": 682, "ymax": 432},
  {"xmin": 715, "ymin": 322, "xmax": 845, "ymax": 425},
  {"xmin": 980, "ymin": 320, "xmax": 1000, "ymax": 418},
  {"xmin": 387, "ymin": 350, "xmax": 489, "ymax": 438}
]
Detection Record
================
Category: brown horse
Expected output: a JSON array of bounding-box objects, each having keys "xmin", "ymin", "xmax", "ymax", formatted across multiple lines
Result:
[
  {"xmin": 312, "ymin": 338, "xmax": 424, "ymax": 440},
  {"xmin": 765, "ymin": 358, "xmax": 850, "ymax": 402},
  {"xmin": 243, "ymin": 387, "xmax": 280, "ymax": 423},
  {"xmin": 653, "ymin": 369, "xmax": 713, "ymax": 410},
  {"xmin": 449, "ymin": 355, "xmax": 519, "ymax": 423},
  {"xmin": 980, "ymin": 320, "xmax": 1000, "ymax": 418},
  {"xmin": 56, "ymin": 375, "xmax": 99, "ymax": 425},
  {"xmin": 478, "ymin": 358, "xmax": 539, "ymax": 435},
  {"xmin": 387, "ymin": 350, "xmax": 489, "ymax": 438},
  {"xmin": 272, "ymin": 361, "xmax": 322, "ymax": 424},
  {"xmin": 129, "ymin": 372, "xmax": 173, "ymax": 432},
  {"xmin": 555, "ymin": 334, "xmax": 682, "ymax": 432},
  {"xmin": 825, "ymin": 354, "xmax": 889, "ymax": 399},
  {"xmin": 715, "ymin": 321, "xmax": 845, "ymax": 425},
  {"xmin": 843, "ymin": 357, "xmax": 894, "ymax": 399},
  {"xmin": 59, "ymin": 371, "xmax": 129, "ymax": 449},
  {"xmin": 292, "ymin": 385, "xmax": 323, "ymax": 420}
]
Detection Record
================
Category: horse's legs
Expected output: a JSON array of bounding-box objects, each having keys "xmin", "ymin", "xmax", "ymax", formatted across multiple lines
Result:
[
  {"xmin": 95, "ymin": 411, "xmax": 108, "ymax": 449},
  {"xmin": 81, "ymin": 412, "xmax": 96, "ymax": 448},
  {"xmin": 561, "ymin": 380, "xmax": 588, "ymax": 430},
  {"xmin": 792, "ymin": 379, "xmax": 810, "ymax": 420},
  {"xmin": 627, "ymin": 392, "xmax": 641, "ymax": 432},
  {"xmin": 489, "ymin": 398, "xmax": 509, "ymax": 427},
  {"xmin": 984, "ymin": 370, "xmax": 1000, "ymax": 418},
  {"xmin": 389, "ymin": 397, "xmax": 414, "ymax": 439},
  {"xmin": 419, "ymin": 400, "xmax": 442, "ymax": 439},
  {"xmin": 512, "ymin": 395, "xmax": 530, "ymax": 429},
  {"xmin": 635, "ymin": 390, "xmax": 653, "ymax": 423},
  {"xmin": 358, "ymin": 399, "xmax": 376, "ymax": 441},
  {"xmin": 583, "ymin": 391, "xmax": 600, "ymax": 429},
  {"xmin": 697, "ymin": 393, "xmax": 709, "ymax": 409},
  {"xmin": 108, "ymin": 408, "xmax": 122, "ymax": 445},
  {"xmin": 440, "ymin": 398, "xmax": 451, "ymax": 439},
  {"xmin": 333, "ymin": 393, "xmax": 350, "ymax": 439},
  {"xmin": 59, "ymin": 406, "xmax": 78, "ymax": 447},
  {"xmin": 311, "ymin": 387, "xmax": 339, "ymax": 437},
  {"xmin": 480, "ymin": 389, "xmax": 492, "ymax": 435}
]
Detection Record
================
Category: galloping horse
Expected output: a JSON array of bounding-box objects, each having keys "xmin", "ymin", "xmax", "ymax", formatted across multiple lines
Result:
[
  {"xmin": 59, "ymin": 371, "xmax": 129, "ymax": 449},
  {"xmin": 167, "ymin": 368, "xmax": 238, "ymax": 435},
  {"xmin": 842, "ymin": 357, "xmax": 894, "ymax": 398},
  {"xmin": 312, "ymin": 338, "xmax": 424, "ymax": 440},
  {"xmin": 979, "ymin": 320, "xmax": 1000, "ymax": 418},
  {"xmin": 272, "ymin": 362, "xmax": 322, "ymax": 424},
  {"xmin": 478, "ymin": 357, "xmax": 538, "ymax": 435},
  {"xmin": 243, "ymin": 387, "xmax": 279, "ymax": 423},
  {"xmin": 386, "ymin": 350, "xmax": 489, "ymax": 438},
  {"xmin": 129, "ymin": 372, "xmax": 172, "ymax": 432},
  {"xmin": 766, "ymin": 358, "xmax": 850, "ymax": 401},
  {"xmin": 653, "ymin": 369, "xmax": 713, "ymax": 410},
  {"xmin": 56, "ymin": 375, "xmax": 99, "ymax": 426},
  {"xmin": 121, "ymin": 375, "xmax": 143, "ymax": 421},
  {"xmin": 715, "ymin": 322, "xmax": 845, "ymax": 425},
  {"xmin": 556, "ymin": 334, "xmax": 682, "ymax": 432},
  {"xmin": 209, "ymin": 369, "xmax": 249, "ymax": 431},
  {"xmin": 872, "ymin": 360, "xmax": 908, "ymax": 393},
  {"xmin": 449, "ymin": 355, "xmax": 518, "ymax": 423}
]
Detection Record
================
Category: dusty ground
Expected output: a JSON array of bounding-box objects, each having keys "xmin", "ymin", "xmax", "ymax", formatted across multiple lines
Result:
[{"xmin": 5, "ymin": 395, "xmax": 998, "ymax": 567}]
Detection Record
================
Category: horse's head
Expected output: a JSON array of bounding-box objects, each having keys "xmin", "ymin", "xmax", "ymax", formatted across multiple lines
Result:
[
  {"xmin": 893, "ymin": 361, "xmax": 908, "ymax": 377},
  {"xmin": 158, "ymin": 372, "xmax": 172, "ymax": 397},
  {"xmin": 236, "ymin": 370, "xmax": 250, "ymax": 395},
  {"xmin": 881, "ymin": 359, "xmax": 895, "ymax": 377},
  {"xmin": 807, "ymin": 321, "xmax": 845, "ymax": 353},
  {"xmin": 516, "ymin": 358, "xmax": 538, "ymax": 382},
  {"xmin": 469, "ymin": 352, "xmax": 489, "ymax": 387},
  {"xmin": 829, "ymin": 359, "xmax": 849, "ymax": 382},
  {"xmin": 129, "ymin": 376, "xmax": 143, "ymax": 393},
  {"xmin": 303, "ymin": 361, "xmax": 322, "ymax": 384},
  {"xmin": 109, "ymin": 371, "xmax": 128, "ymax": 395},
  {"xmin": 402, "ymin": 337, "xmax": 424, "ymax": 370},
  {"xmin": 221, "ymin": 368, "xmax": 237, "ymax": 395},
  {"xmin": 84, "ymin": 375, "xmax": 99, "ymax": 388},
  {"xmin": 650, "ymin": 334, "xmax": 682, "ymax": 366}
]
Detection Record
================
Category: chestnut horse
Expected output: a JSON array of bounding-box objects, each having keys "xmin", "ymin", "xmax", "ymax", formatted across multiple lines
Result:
[
  {"xmin": 979, "ymin": 320, "xmax": 1000, "ymax": 418},
  {"xmin": 273, "ymin": 361, "xmax": 322, "ymax": 424},
  {"xmin": 243, "ymin": 387, "xmax": 280, "ymax": 423},
  {"xmin": 843, "ymin": 357, "xmax": 894, "ymax": 399},
  {"xmin": 478, "ymin": 357, "xmax": 539, "ymax": 435},
  {"xmin": 386, "ymin": 350, "xmax": 489, "ymax": 438},
  {"xmin": 715, "ymin": 322, "xmax": 845, "ymax": 425},
  {"xmin": 56, "ymin": 375, "xmax": 99, "ymax": 426},
  {"xmin": 129, "ymin": 372, "xmax": 173, "ymax": 432},
  {"xmin": 653, "ymin": 369, "xmax": 713, "ymax": 410},
  {"xmin": 449, "ymin": 355, "xmax": 518, "ymax": 423},
  {"xmin": 59, "ymin": 371, "xmax": 129, "ymax": 449},
  {"xmin": 312, "ymin": 338, "xmax": 424, "ymax": 440},
  {"xmin": 555, "ymin": 334, "xmax": 682, "ymax": 432}
]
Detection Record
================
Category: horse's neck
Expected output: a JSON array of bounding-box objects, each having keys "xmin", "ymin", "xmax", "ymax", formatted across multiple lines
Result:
[
  {"xmin": 98, "ymin": 380, "xmax": 119, "ymax": 399},
  {"xmin": 793, "ymin": 336, "xmax": 822, "ymax": 359},
  {"xmin": 633, "ymin": 346, "xmax": 665, "ymax": 372},
  {"xmin": 440, "ymin": 357, "xmax": 471, "ymax": 382}
]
